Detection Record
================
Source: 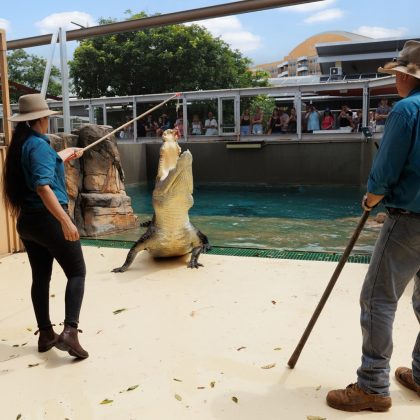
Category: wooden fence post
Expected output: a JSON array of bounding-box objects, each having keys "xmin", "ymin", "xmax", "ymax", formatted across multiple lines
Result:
[{"xmin": 0, "ymin": 29, "xmax": 22, "ymax": 254}]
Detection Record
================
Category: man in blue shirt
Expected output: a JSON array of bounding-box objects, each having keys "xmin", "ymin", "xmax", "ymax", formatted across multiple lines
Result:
[{"xmin": 327, "ymin": 40, "xmax": 420, "ymax": 412}]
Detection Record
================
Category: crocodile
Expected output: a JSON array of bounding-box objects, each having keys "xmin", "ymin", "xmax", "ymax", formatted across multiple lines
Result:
[{"xmin": 112, "ymin": 129, "xmax": 210, "ymax": 273}]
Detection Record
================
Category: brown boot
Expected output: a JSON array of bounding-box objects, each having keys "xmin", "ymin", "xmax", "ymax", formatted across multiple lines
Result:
[
  {"xmin": 56, "ymin": 325, "xmax": 89, "ymax": 359},
  {"xmin": 395, "ymin": 367, "xmax": 420, "ymax": 397},
  {"xmin": 35, "ymin": 326, "xmax": 59, "ymax": 352},
  {"xmin": 326, "ymin": 383, "xmax": 392, "ymax": 412}
]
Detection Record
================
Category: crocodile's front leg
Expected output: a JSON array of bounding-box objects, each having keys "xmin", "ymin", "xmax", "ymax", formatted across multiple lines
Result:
[{"xmin": 112, "ymin": 228, "xmax": 154, "ymax": 273}]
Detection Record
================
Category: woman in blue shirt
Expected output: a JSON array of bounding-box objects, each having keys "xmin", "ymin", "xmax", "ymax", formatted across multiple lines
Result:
[{"xmin": 2, "ymin": 94, "xmax": 88, "ymax": 359}]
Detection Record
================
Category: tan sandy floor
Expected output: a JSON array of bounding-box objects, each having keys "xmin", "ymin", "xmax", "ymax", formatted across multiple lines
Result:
[{"xmin": 0, "ymin": 247, "xmax": 418, "ymax": 419}]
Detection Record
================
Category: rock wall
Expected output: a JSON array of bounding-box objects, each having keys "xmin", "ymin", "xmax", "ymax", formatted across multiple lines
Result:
[{"xmin": 49, "ymin": 125, "xmax": 138, "ymax": 237}]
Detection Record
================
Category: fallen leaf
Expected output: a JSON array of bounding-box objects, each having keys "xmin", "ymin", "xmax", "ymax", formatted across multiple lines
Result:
[
  {"xmin": 28, "ymin": 363, "xmax": 40, "ymax": 368},
  {"xmin": 26, "ymin": 328, "xmax": 32, "ymax": 332},
  {"xmin": 16, "ymin": 415, "xmax": 22, "ymax": 420},
  {"xmin": 261, "ymin": 363, "xmax": 276, "ymax": 369},
  {"xmin": 175, "ymin": 394, "xmax": 182, "ymax": 401},
  {"xmin": 197, "ymin": 386, "xmax": 205, "ymax": 389},
  {"xmin": 307, "ymin": 416, "xmax": 326, "ymax": 420},
  {"xmin": 190, "ymin": 310, "xmax": 196, "ymax": 317},
  {"xmin": 113, "ymin": 308, "xmax": 127, "ymax": 315},
  {"xmin": 236, "ymin": 346, "xmax": 246, "ymax": 351},
  {"xmin": 12, "ymin": 344, "xmax": 19, "ymax": 348},
  {"xmin": 21, "ymin": 342, "xmax": 28, "ymax": 347},
  {"xmin": 173, "ymin": 378, "xmax": 183, "ymax": 382},
  {"xmin": 271, "ymin": 300, "xmax": 277, "ymax": 304},
  {"xmin": 96, "ymin": 330, "xmax": 103, "ymax": 335},
  {"xmin": 232, "ymin": 396, "xmax": 238, "ymax": 403},
  {"xmin": 210, "ymin": 381, "xmax": 215, "ymax": 388},
  {"xmin": 50, "ymin": 294, "xmax": 55, "ymax": 298},
  {"xmin": 316, "ymin": 385, "xmax": 321, "ymax": 391},
  {"xmin": 273, "ymin": 347, "xmax": 282, "ymax": 351},
  {"xmin": 127, "ymin": 385, "xmax": 139, "ymax": 391},
  {"xmin": 100, "ymin": 399, "xmax": 113, "ymax": 405}
]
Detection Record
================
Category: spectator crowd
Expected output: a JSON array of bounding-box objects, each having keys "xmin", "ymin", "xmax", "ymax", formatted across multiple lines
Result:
[{"xmin": 128, "ymin": 98, "xmax": 392, "ymax": 139}]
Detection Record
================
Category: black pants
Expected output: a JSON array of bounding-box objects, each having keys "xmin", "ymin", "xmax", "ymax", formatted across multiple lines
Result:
[{"xmin": 17, "ymin": 208, "xmax": 86, "ymax": 329}]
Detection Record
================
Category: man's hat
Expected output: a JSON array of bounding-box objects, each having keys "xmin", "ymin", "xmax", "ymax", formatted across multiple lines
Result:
[
  {"xmin": 378, "ymin": 40, "xmax": 420, "ymax": 80},
  {"xmin": 9, "ymin": 93, "xmax": 59, "ymax": 122}
]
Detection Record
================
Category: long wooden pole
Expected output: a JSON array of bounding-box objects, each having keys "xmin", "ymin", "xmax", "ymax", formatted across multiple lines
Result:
[
  {"xmin": 66, "ymin": 93, "xmax": 180, "ymax": 161},
  {"xmin": 287, "ymin": 210, "xmax": 370, "ymax": 369},
  {"xmin": 7, "ymin": 1, "xmax": 318, "ymax": 50}
]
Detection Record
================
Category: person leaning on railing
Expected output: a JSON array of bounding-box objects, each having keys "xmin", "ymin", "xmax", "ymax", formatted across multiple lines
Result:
[{"xmin": 327, "ymin": 39, "xmax": 420, "ymax": 413}]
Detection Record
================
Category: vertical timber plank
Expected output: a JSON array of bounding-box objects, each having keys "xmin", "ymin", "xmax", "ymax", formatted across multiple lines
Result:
[{"xmin": 0, "ymin": 29, "xmax": 22, "ymax": 253}]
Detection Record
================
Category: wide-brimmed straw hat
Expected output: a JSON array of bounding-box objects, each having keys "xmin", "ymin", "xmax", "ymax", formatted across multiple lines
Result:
[
  {"xmin": 378, "ymin": 40, "xmax": 420, "ymax": 79},
  {"xmin": 9, "ymin": 93, "xmax": 59, "ymax": 122}
]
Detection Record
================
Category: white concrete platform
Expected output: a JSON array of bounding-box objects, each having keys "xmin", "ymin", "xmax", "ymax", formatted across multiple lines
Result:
[{"xmin": 0, "ymin": 247, "xmax": 418, "ymax": 419}]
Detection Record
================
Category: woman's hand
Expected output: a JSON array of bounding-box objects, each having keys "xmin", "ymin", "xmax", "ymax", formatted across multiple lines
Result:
[
  {"xmin": 58, "ymin": 147, "xmax": 84, "ymax": 162},
  {"xmin": 60, "ymin": 217, "xmax": 80, "ymax": 241},
  {"xmin": 36, "ymin": 185, "xmax": 81, "ymax": 241}
]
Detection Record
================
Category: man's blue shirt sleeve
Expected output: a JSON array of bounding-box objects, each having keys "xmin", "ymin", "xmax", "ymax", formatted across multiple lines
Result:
[{"xmin": 367, "ymin": 111, "xmax": 412, "ymax": 195}]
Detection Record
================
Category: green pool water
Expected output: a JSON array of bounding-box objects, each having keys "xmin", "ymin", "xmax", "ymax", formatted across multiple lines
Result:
[{"xmin": 98, "ymin": 184, "xmax": 382, "ymax": 253}]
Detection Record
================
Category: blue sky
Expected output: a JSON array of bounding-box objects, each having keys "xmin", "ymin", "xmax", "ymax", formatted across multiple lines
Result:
[{"xmin": 1, "ymin": 0, "xmax": 419, "ymax": 65}]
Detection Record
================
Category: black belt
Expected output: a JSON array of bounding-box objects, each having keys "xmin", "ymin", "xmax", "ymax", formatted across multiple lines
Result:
[{"xmin": 387, "ymin": 207, "xmax": 420, "ymax": 217}]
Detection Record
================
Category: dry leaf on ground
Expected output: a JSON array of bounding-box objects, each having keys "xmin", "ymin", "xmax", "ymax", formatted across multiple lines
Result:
[
  {"xmin": 261, "ymin": 363, "xmax": 276, "ymax": 369},
  {"xmin": 100, "ymin": 399, "xmax": 113, "ymax": 405},
  {"xmin": 113, "ymin": 308, "xmax": 127, "ymax": 315}
]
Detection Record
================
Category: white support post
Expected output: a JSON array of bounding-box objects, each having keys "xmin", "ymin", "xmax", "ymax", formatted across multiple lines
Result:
[
  {"xmin": 102, "ymin": 104, "xmax": 107, "ymax": 125},
  {"xmin": 132, "ymin": 98, "xmax": 137, "ymax": 141},
  {"xmin": 88, "ymin": 102, "xmax": 94, "ymax": 123},
  {"xmin": 182, "ymin": 96, "xmax": 188, "ymax": 141},
  {"xmin": 295, "ymin": 90, "xmax": 302, "ymax": 140},
  {"xmin": 59, "ymin": 28, "xmax": 70, "ymax": 133},
  {"xmin": 234, "ymin": 93, "xmax": 240, "ymax": 139},
  {"xmin": 41, "ymin": 30, "xmax": 59, "ymax": 98},
  {"xmin": 217, "ymin": 97, "xmax": 222, "ymax": 136},
  {"xmin": 362, "ymin": 85, "xmax": 369, "ymax": 128}
]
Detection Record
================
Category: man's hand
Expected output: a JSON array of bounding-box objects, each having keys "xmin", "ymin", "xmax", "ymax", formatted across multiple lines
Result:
[{"xmin": 362, "ymin": 192, "xmax": 384, "ymax": 211}]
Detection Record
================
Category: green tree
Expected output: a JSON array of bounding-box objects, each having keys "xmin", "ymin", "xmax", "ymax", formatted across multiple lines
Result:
[
  {"xmin": 70, "ymin": 12, "xmax": 269, "ymax": 98},
  {"xmin": 249, "ymin": 95, "xmax": 276, "ymax": 131},
  {"xmin": 7, "ymin": 49, "xmax": 61, "ymax": 101}
]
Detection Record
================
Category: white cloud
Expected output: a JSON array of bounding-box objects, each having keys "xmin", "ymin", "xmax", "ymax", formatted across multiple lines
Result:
[
  {"xmin": 0, "ymin": 18, "xmax": 11, "ymax": 32},
  {"xmin": 35, "ymin": 12, "xmax": 95, "ymax": 34},
  {"xmin": 190, "ymin": 16, "xmax": 262, "ymax": 53},
  {"xmin": 285, "ymin": 0, "xmax": 336, "ymax": 13},
  {"xmin": 354, "ymin": 26, "xmax": 408, "ymax": 39},
  {"xmin": 304, "ymin": 8, "xmax": 344, "ymax": 23}
]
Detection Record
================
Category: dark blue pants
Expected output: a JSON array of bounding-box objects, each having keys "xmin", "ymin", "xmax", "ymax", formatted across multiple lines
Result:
[{"xmin": 17, "ymin": 208, "xmax": 86, "ymax": 329}]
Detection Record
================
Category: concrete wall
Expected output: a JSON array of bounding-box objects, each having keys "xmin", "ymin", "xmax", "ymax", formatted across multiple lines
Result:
[
  {"xmin": 117, "ymin": 142, "xmax": 148, "ymax": 185},
  {"xmin": 147, "ymin": 140, "xmax": 376, "ymax": 186},
  {"xmin": 118, "ymin": 138, "xmax": 377, "ymax": 186}
]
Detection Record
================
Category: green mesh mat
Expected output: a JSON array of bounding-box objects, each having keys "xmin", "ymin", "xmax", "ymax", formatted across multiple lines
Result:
[{"xmin": 80, "ymin": 239, "xmax": 371, "ymax": 264}]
